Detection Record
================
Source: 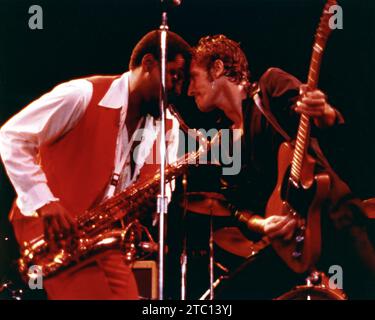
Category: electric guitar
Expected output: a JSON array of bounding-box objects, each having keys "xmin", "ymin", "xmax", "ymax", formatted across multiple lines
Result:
[{"xmin": 265, "ymin": 0, "xmax": 337, "ymax": 273}]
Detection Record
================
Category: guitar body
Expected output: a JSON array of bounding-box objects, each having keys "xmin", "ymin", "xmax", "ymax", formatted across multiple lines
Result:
[
  {"xmin": 266, "ymin": 142, "xmax": 331, "ymax": 273},
  {"xmin": 264, "ymin": 0, "xmax": 337, "ymax": 273}
]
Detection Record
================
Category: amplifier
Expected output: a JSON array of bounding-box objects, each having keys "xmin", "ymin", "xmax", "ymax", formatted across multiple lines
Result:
[{"xmin": 131, "ymin": 260, "xmax": 158, "ymax": 300}]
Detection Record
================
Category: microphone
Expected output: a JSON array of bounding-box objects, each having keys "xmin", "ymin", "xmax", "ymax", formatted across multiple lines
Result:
[
  {"xmin": 161, "ymin": 0, "xmax": 182, "ymax": 10},
  {"xmin": 163, "ymin": 0, "xmax": 182, "ymax": 6},
  {"xmin": 235, "ymin": 210, "xmax": 252, "ymax": 227},
  {"xmin": 235, "ymin": 210, "xmax": 265, "ymax": 234}
]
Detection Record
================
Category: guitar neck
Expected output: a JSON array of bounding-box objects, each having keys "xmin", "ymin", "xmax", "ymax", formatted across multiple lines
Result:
[{"xmin": 289, "ymin": 37, "xmax": 326, "ymax": 186}]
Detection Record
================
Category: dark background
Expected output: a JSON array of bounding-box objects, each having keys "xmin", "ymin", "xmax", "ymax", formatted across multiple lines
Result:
[{"xmin": 0, "ymin": 0, "xmax": 374, "ymax": 297}]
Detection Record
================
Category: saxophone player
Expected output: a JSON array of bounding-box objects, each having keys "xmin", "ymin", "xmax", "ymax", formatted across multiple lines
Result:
[{"xmin": 0, "ymin": 30, "xmax": 191, "ymax": 300}]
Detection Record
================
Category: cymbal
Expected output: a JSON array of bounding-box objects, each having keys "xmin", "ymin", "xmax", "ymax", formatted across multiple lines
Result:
[
  {"xmin": 213, "ymin": 227, "xmax": 269, "ymax": 258},
  {"xmin": 179, "ymin": 192, "xmax": 232, "ymax": 217}
]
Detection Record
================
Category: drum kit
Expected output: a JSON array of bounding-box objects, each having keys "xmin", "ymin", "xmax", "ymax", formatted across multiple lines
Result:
[{"xmin": 171, "ymin": 177, "xmax": 347, "ymax": 301}]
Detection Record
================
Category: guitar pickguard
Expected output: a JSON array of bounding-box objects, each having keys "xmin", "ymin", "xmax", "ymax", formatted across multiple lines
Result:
[{"xmin": 280, "ymin": 166, "xmax": 317, "ymax": 220}]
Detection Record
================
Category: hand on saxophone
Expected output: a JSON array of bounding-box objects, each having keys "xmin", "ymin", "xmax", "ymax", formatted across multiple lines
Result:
[{"xmin": 37, "ymin": 201, "xmax": 77, "ymax": 245}]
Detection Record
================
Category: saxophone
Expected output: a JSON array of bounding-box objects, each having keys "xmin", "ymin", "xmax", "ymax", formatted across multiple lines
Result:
[{"xmin": 19, "ymin": 107, "xmax": 217, "ymax": 281}]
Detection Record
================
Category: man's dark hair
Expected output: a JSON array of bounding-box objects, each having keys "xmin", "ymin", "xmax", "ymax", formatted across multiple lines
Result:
[
  {"xmin": 129, "ymin": 30, "xmax": 191, "ymax": 70},
  {"xmin": 192, "ymin": 34, "xmax": 251, "ymax": 87}
]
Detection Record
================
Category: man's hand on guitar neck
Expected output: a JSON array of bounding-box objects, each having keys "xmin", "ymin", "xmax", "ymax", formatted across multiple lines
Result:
[
  {"xmin": 37, "ymin": 201, "xmax": 77, "ymax": 246},
  {"xmin": 294, "ymin": 84, "xmax": 337, "ymax": 128}
]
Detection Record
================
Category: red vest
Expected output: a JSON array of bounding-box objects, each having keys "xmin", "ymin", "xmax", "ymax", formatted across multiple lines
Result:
[{"xmin": 10, "ymin": 75, "xmax": 173, "ymax": 245}]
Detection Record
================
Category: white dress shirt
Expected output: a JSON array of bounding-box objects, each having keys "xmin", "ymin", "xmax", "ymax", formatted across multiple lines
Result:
[{"xmin": 0, "ymin": 71, "xmax": 179, "ymax": 216}]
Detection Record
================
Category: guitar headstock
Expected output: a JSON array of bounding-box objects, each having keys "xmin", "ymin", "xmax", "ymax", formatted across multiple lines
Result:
[{"xmin": 315, "ymin": 0, "xmax": 338, "ymax": 50}]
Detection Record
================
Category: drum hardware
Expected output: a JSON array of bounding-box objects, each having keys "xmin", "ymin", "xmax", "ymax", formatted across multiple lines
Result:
[
  {"xmin": 213, "ymin": 227, "xmax": 270, "ymax": 258},
  {"xmin": 214, "ymin": 260, "xmax": 230, "ymax": 274},
  {"xmin": 178, "ymin": 183, "xmax": 228, "ymax": 299},
  {"xmin": 199, "ymin": 236, "xmax": 269, "ymax": 300},
  {"xmin": 209, "ymin": 204, "xmax": 215, "ymax": 300},
  {"xmin": 275, "ymin": 270, "xmax": 347, "ymax": 300},
  {"xmin": 178, "ymin": 192, "xmax": 232, "ymax": 217},
  {"xmin": 199, "ymin": 275, "xmax": 228, "ymax": 300},
  {"xmin": 175, "ymin": 160, "xmax": 230, "ymax": 300},
  {"xmin": 177, "ymin": 185, "xmax": 272, "ymax": 300}
]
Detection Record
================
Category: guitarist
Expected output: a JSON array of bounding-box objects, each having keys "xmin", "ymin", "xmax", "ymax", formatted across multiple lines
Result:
[{"xmin": 187, "ymin": 34, "xmax": 373, "ymax": 298}]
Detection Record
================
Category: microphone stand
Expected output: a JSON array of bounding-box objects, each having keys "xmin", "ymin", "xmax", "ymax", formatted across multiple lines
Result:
[
  {"xmin": 157, "ymin": 5, "xmax": 168, "ymax": 300},
  {"xmin": 157, "ymin": 0, "xmax": 181, "ymax": 300}
]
